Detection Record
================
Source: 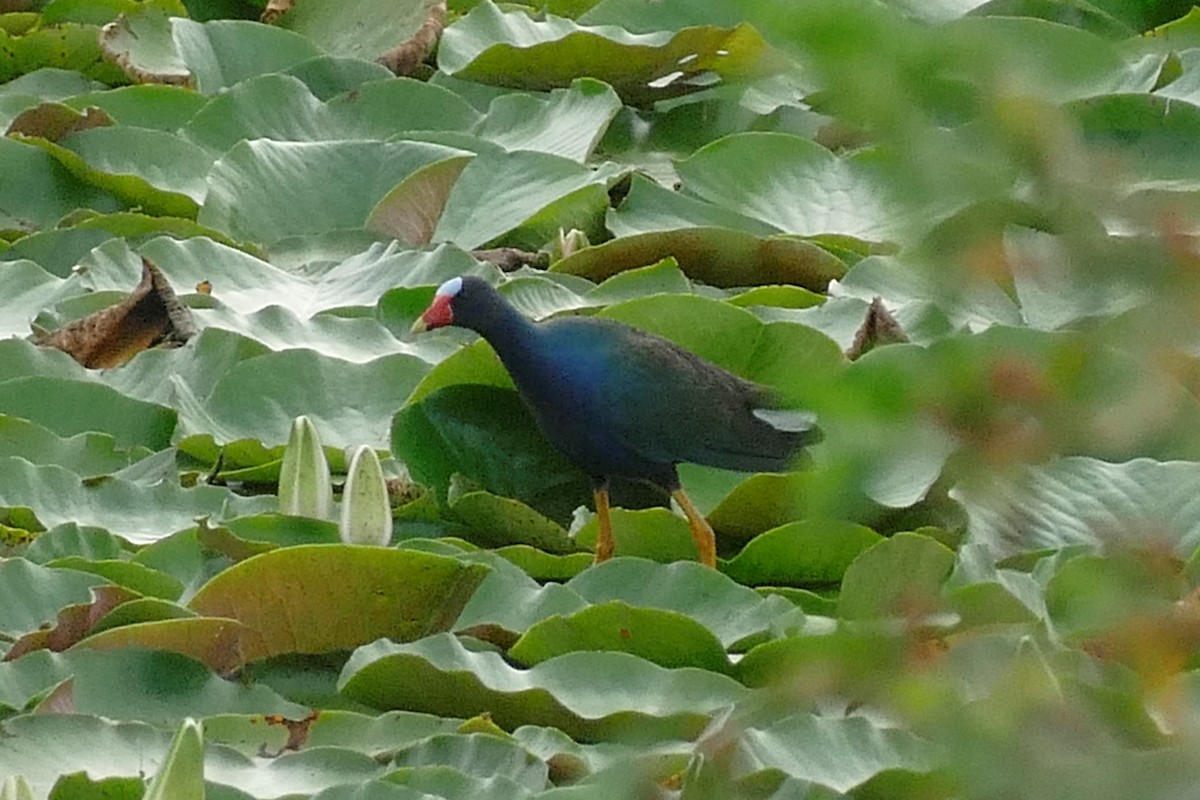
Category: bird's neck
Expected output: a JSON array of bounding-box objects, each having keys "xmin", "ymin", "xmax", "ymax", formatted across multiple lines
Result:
[{"xmin": 468, "ymin": 299, "xmax": 539, "ymax": 366}]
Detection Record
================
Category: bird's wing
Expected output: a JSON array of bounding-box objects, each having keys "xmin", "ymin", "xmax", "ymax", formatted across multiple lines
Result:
[{"xmin": 596, "ymin": 328, "xmax": 812, "ymax": 472}]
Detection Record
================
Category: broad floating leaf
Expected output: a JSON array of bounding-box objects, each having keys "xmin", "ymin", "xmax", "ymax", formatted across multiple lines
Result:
[
  {"xmin": 952, "ymin": 457, "xmax": 1200, "ymax": 560},
  {"xmin": 0, "ymin": 376, "xmax": 175, "ymax": 451},
  {"xmin": 0, "ymin": 457, "xmax": 270, "ymax": 545},
  {"xmin": 339, "ymin": 632, "xmax": 747, "ymax": 741},
  {"xmin": 0, "ymin": 136, "xmax": 120, "ymax": 235},
  {"xmin": 268, "ymin": 0, "xmax": 444, "ymax": 66},
  {"xmin": 16, "ymin": 125, "xmax": 212, "ymax": 217},
  {"xmin": 0, "ymin": 415, "xmax": 138, "ymax": 479},
  {"xmin": 430, "ymin": 149, "xmax": 620, "ymax": 250},
  {"xmin": 475, "ymin": 78, "xmax": 622, "ymax": 162},
  {"xmin": 449, "ymin": 491, "xmax": 577, "ymax": 554},
  {"xmin": 565, "ymin": 558, "xmax": 804, "ymax": 649},
  {"xmin": 188, "ymin": 546, "xmax": 488, "ymax": 664},
  {"xmin": 393, "ymin": 383, "xmax": 588, "ymax": 517},
  {"xmin": 99, "ymin": 8, "xmax": 192, "ymax": 87},
  {"xmin": 439, "ymin": 1, "xmax": 787, "ymax": 105},
  {"xmin": 0, "ymin": 648, "xmax": 306, "ymax": 727},
  {"xmin": 200, "ymin": 139, "xmax": 471, "ymax": 244},
  {"xmin": 76, "ymin": 617, "xmax": 248, "ymax": 674},
  {"xmin": 723, "ymin": 520, "xmax": 883, "ymax": 588},
  {"xmin": 508, "ymin": 600, "xmax": 732, "ymax": 673},
  {"xmin": 729, "ymin": 712, "xmax": 933, "ymax": 793},
  {"xmin": 837, "ymin": 533, "xmax": 955, "ymax": 620},
  {"xmin": 170, "ymin": 18, "xmax": 323, "ymax": 94},
  {"xmin": 0, "ymin": 559, "xmax": 107, "ymax": 644},
  {"xmin": 675, "ymin": 132, "xmax": 895, "ymax": 242},
  {"xmin": 552, "ymin": 227, "xmax": 845, "ymax": 291}
]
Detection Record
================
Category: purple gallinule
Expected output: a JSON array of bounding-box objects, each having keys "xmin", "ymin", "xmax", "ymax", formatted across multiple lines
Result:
[{"xmin": 412, "ymin": 276, "xmax": 819, "ymax": 567}]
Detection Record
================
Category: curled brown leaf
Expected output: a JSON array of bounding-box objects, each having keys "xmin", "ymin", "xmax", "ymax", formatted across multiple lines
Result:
[{"xmin": 39, "ymin": 257, "xmax": 194, "ymax": 369}]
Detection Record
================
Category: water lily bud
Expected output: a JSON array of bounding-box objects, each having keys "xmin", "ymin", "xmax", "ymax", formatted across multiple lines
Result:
[
  {"xmin": 340, "ymin": 445, "xmax": 393, "ymax": 547},
  {"xmin": 278, "ymin": 415, "xmax": 333, "ymax": 520},
  {"xmin": 144, "ymin": 718, "xmax": 203, "ymax": 800},
  {"xmin": 548, "ymin": 228, "xmax": 590, "ymax": 262},
  {"xmin": 1, "ymin": 776, "xmax": 35, "ymax": 800}
]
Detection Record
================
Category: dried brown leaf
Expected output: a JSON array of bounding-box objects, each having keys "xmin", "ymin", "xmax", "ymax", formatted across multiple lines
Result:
[
  {"xmin": 39, "ymin": 257, "xmax": 195, "ymax": 369},
  {"xmin": 845, "ymin": 296, "xmax": 909, "ymax": 361},
  {"xmin": 376, "ymin": 0, "xmax": 445, "ymax": 76},
  {"xmin": 472, "ymin": 247, "xmax": 549, "ymax": 272},
  {"xmin": 260, "ymin": 0, "xmax": 295, "ymax": 24}
]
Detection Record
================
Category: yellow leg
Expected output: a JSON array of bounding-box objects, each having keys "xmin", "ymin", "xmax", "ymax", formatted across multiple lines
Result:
[
  {"xmin": 593, "ymin": 487, "xmax": 614, "ymax": 564},
  {"xmin": 672, "ymin": 488, "xmax": 716, "ymax": 568}
]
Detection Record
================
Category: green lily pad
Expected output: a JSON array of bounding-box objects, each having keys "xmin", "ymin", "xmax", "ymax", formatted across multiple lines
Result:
[
  {"xmin": 188, "ymin": 546, "xmax": 489, "ymax": 664},
  {"xmin": 0, "ymin": 376, "xmax": 175, "ymax": 451},
  {"xmin": 19, "ymin": 126, "xmax": 213, "ymax": 217},
  {"xmin": 178, "ymin": 348, "xmax": 430, "ymax": 452},
  {"xmin": 573, "ymin": 507, "xmax": 700, "ymax": 563},
  {"xmin": 24, "ymin": 522, "xmax": 125, "ymax": 564},
  {"xmin": 46, "ymin": 556, "xmax": 183, "ymax": 600},
  {"xmin": 729, "ymin": 712, "xmax": 933, "ymax": 794},
  {"xmin": 430, "ymin": 148, "xmax": 618, "ymax": 249},
  {"xmin": 170, "ymin": 17, "xmax": 323, "ymax": 94},
  {"xmin": 475, "ymin": 78, "xmax": 622, "ymax": 162},
  {"xmin": 88, "ymin": 597, "xmax": 197, "ymax": 635},
  {"xmin": 675, "ymin": 132, "xmax": 895, "ymax": 242},
  {"xmin": 0, "ymin": 457, "xmax": 272, "ymax": 545},
  {"xmin": 268, "ymin": 0, "xmax": 441, "ymax": 63},
  {"xmin": 509, "ymin": 600, "xmax": 732, "ymax": 673},
  {"xmin": 952, "ymin": 457, "xmax": 1200, "ymax": 560},
  {"xmin": 65, "ymin": 84, "xmax": 208, "ymax": 131},
  {"xmin": 339, "ymin": 632, "xmax": 747, "ymax": 742},
  {"xmin": 565, "ymin": 558, "xmax": 804, "ymax": 649},
  {"xmin": 552, "ymin": 227, "xmax": 845, "ymax": 291},
  {"xmin": 449, "ymin": 491, "xmax": 578, "ymax": 554},
  {"xmin": 0, "ymin": 136, "xmax": 120, "ymax": 235},
  {"xmin": 453, "ymin": 555, "xmax": 588, "ymax": 638},
  {"xmin": 199, "ymin": 139, "xmax": 471, "ymax": 244},
  {"xmin": 837, "ymin": 533, "xmax": 956, "ymax": 620},
  {"xmin": 723, "ymin": 520, "xmax": 883, "ymax": 587},
  {"xmin": 439, "ymin": 2, "xmax": 787, "ymax": 106},
  {"xmin": 390, "ymin": 732, "xmax": 548, "ymax": 790}
]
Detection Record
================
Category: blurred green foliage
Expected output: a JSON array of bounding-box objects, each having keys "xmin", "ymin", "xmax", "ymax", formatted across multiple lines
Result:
[{"xmin": 3, "ymin": 0, "xmax": 1200, "ymax": 798}]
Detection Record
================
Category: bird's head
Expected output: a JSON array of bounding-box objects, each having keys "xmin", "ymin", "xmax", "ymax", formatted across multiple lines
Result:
[
  {"xmin": 411, "ymin": 276, "xmax": 463, "ymax": 333},
  {"xmin": 414, "ymin": 275, "xmax": 506, "ymax": 332},
  {"xmin": 412, "ymin": 276, "xmax": 525, "ymax": 341}
]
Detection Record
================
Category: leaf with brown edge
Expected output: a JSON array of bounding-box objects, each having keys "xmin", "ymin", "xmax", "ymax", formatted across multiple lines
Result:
[
  {"xmin": 3, "ymin": 585, "xmax": 140, "ymax": 661},
  {"xmin": 33, "ymin": 677, "xmax": 75, "ymax": 714},
  {"xmin": 38, "ymin": 257, "xmax": 194, "ymax": 369},
  {"xmin": 845, "ymin": 296, "xmax": 908, "ymax": 361},
  {"xmin": 99, "ymin": 10, "xmax": 193, "ymax": 87},
  {"xmin": 73, "ymin": 617, "xmax": 249, "ymax": 674},
  {"xmin": 4, "ymin": 103, "xmax": 112, "ymax": 141}
]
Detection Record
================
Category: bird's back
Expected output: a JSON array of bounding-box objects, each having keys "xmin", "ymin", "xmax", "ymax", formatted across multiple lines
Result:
[{"xmin": 507, "ymin": 316, "xmax": 816, "ymax": 482}]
